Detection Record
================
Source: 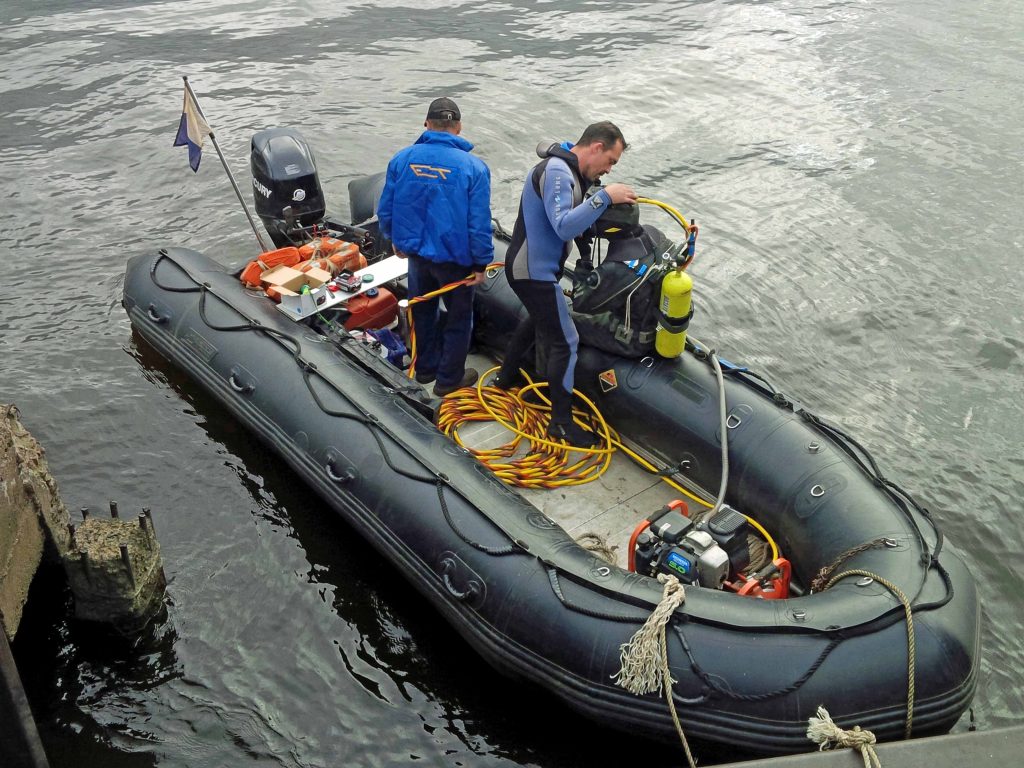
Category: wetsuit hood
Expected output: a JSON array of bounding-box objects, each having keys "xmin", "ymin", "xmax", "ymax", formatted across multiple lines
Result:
[{"xmin": 535, "ymin": 140, "xmax": 585, "ymax": 177}]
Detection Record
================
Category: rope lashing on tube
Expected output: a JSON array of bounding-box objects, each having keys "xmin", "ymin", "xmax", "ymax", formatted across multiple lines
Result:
[{"xmin": 613, "ymin": 574, "xmax": 697, "ymax": 768}]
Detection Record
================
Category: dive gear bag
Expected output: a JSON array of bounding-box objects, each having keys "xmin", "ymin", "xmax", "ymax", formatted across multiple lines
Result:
[{"xmin": 571, "ymin": 225, "xmax": 675, "ymax": 358}]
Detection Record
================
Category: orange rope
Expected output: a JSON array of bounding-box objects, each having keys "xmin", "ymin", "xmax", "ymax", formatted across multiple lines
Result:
[
  {"xmin": 405, "ymin": 263, "xmax": 503, "ymax": 378},
  {"xmin": 436, "ymin": 368, "xmax": 614, "ymax": 488}
]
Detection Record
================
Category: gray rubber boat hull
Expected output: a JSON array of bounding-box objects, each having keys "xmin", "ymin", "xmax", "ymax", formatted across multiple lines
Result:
[{"xmin": 122, "ymin": 247, "xmax": 979, "ymax": 754}]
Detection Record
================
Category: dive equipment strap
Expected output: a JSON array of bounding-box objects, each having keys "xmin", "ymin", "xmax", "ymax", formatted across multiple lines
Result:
[{"xmin": 657, "ymin": 306, "xmax": 694, "ymax": 334}]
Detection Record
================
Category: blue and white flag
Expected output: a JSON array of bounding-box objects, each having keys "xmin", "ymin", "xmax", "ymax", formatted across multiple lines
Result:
[{"xmin": 173, "ymin": 86, "xmax": 211, "ymax": 172}]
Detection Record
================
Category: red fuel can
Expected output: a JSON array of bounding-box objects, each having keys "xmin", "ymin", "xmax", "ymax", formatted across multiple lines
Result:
[{"xmin": 343, "ymin": 288, "xmax": 398, "ymax": 330}]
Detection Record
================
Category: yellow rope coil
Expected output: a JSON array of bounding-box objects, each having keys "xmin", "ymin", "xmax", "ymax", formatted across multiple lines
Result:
[{"xmin": 436, "ymin": 368, "xmax": 613, "ymax": 488}]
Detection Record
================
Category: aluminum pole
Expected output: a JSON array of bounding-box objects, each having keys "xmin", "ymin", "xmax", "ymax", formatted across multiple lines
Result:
[{"xmin": 182, "ymin": 75, "xmax": 269, "ymax": 253}]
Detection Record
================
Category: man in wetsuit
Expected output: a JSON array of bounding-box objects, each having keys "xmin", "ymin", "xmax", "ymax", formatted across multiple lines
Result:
[
  {"xmin": 378, "ymin": 97, "xmax": 493, "ymax": 397},
  {"xmin": 493, "ymin": 121, "xmax": 637, "ymax": 447}
]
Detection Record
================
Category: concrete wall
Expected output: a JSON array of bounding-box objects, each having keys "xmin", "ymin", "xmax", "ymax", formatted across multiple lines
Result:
[{"xmin": 1, "ymin": 404, "xmax": 70, "ymax": 640}]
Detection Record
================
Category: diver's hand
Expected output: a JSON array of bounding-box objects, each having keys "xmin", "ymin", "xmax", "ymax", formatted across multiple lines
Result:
[
  {"xmin": 604, "ymin": 183, "xmax": 638, "ymax": 205},
  {"xmin": 393, "ymin": 246, "xmax": 409, "ymax": 259},
  {"xmin": 466, "ymin": 271, "xmax": 486, "ymax": 286}
]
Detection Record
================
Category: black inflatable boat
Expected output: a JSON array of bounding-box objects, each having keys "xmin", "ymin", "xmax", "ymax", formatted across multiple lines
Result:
[{"xmin": 121, "ymin": 129, "xmax": 979, "ymax": 755}]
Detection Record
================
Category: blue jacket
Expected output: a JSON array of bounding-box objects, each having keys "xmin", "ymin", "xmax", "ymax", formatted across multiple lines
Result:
[
  {"xmin": 377, "ymin": 131, "xmax": 494, "ymax": 269},
  {"xmin": 505, "ymin": 144, "xmax": 611, "ymax": 282}
]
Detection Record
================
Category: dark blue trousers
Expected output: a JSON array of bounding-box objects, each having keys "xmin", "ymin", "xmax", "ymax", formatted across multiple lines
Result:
[
  {"xmin": 498, "ymin": 279, "xmax": 579, "ymax": 425},
  {"xmin": 407, "ymin": 256, "xmax": 475, "ymax": 387}
]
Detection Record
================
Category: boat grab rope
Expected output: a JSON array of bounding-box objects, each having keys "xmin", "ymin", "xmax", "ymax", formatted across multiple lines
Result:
[
  {"xmin": 802, "ymin": 412, "xmax": 932, "ymax": 554},
  {"xmin": 433, "ymin": 476, "xmax": 517, "ymax": 556},
  {"xmin": 545, "ymin": 567, "xmax": 655, "ymax": 624},
  {"xmin": 673, "ymin": 621, "xmax": 843, "ymax": 702},
  {"xmin": 824, "ymin": 569, "xmax": 916, "ymax": 739},
  {"xmin": 613, "ymin": 574, "xmax": 698, "ymax": 768},
  {"xmin": 807, "ymin": 706, "xmax": 882, "ymax": 768},
  {"xmin": 800, "ymin": 411, "xmax": 955, "ymax": 612},
  {"xmin": 810, "ymin": 538, "xmax": 892, "ymax": 593}
]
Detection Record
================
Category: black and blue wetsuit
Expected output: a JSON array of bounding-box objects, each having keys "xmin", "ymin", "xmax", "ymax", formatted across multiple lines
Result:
[{"xmin": 499, "ymin": 144, "xmax": 613, "ymax": 427}]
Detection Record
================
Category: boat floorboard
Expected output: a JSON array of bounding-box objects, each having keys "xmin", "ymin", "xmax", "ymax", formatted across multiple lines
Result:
[{"xmin": 452, "ymin": 352, "xmax": 681, "ymax": 570}]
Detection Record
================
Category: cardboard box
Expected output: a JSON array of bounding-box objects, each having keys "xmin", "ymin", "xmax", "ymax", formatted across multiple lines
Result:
[{"xmin": 261, "ymin": 265, "xmax": 332, "ymax": 301}]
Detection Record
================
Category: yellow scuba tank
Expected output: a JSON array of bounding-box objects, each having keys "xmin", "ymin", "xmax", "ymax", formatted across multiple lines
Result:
[{"xmin": 655, "ymin": 267, "xmax": 693, "ymax": 358}]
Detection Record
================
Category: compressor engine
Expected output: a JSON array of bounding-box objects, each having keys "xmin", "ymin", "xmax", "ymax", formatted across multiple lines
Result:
[{"xmin": 632, "ymin": 501, "xmax": 751, "ymax": 588}]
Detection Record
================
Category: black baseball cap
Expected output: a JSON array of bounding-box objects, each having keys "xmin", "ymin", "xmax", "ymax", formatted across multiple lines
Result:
[{"xmin": 426, "ymin": 97, "xmax": 461, "ymax": 121}]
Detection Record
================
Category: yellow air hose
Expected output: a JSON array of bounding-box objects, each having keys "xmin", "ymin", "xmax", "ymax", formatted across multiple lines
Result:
[
  {"xmin": 437, "ymin": 368, "xmax": 614, "ymax": 488},
  {"xmin": 636, "ymin": 197, "xmax": 692, "ymax": 234}
]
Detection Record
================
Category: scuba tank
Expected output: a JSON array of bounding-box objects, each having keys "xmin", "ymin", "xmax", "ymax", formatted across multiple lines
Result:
[
  {"xmin": 655, "ymin": 269, "xmax": 692, "ymax": 357},
  {"xmin": 654, "ymin": 220, "xmax": 697, "ymax": 358}
]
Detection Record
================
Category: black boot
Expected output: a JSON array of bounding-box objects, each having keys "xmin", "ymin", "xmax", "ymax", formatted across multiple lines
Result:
[
  {"xmin": 546, "ymin": 420, "xmax": 599, "ymax": 449},
  {"xmin": 489, "ymin": 367, "xmax": 524, "ymax": 390}
]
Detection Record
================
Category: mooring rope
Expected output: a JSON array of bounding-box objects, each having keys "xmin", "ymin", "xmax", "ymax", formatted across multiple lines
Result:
[
  {"xmin": 807, "ymin": 706, "xmax": 882, "ymax": 768},
  {"xmin": 613, "ymin": 574, "xmax": 697, "ymax": 768},
  {"xmin": 824, "ymin": 569, "xmax": 916, "ymax": 739}
]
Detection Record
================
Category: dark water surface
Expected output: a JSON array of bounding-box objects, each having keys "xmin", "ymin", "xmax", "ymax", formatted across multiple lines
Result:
[{"xmin": 2, "ymin": 1, "xmax": 1021, "ymax": 765}]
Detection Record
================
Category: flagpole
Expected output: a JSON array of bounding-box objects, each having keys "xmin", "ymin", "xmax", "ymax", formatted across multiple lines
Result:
[{"xmin": 182, "ymin": 75, "xmax": 269, "ymax": 253}]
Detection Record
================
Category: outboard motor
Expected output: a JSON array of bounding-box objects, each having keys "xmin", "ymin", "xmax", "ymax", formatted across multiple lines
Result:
[{"xmin": 251, "ymin": 127, "xmax": 326, "ymax": 248}]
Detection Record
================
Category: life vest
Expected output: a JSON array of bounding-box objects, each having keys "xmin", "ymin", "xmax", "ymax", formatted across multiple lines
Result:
[
  {"xmin": 239, "ymin": 246, "xmax": 301, "ymax": 288},
  {"xmin": 295, "ymin": 239, "xmax": 366, "ymax": 275}
]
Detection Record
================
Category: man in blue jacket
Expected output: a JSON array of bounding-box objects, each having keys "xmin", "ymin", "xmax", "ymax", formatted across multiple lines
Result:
[
  {"xmin": 493, "ymin": 121, "xmax": 637, "ymax": 447},
  {"xmin": 378, "ymin": 97, "xmax": 493, "ymax": 397}
]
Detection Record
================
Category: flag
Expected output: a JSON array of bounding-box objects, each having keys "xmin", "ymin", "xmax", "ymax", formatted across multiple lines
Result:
[{"xmin": 173, "ymin": 86, "xmax": 211, "ymax": 172}]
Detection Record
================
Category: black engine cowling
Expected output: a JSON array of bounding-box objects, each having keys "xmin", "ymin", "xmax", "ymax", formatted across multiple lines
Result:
[{"xmin": 251, "ymin": 127, "xmax": 326, "ymax": 248}]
